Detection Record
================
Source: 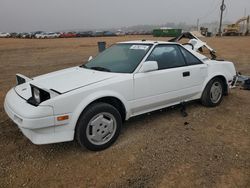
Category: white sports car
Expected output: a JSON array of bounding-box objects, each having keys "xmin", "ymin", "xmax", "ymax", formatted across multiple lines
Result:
[{"xmin": 4, "ymin": 40, "xmax": 236, "ymax": 151}]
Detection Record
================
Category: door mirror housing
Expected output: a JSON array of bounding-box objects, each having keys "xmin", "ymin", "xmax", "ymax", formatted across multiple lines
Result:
[
  {"xmin": 88, "ymin": 56, "xmax": 93, "ymax": 61},
  {"xmin": 139, "ymin": 61, "xmax": 158, "ymax": 73}
]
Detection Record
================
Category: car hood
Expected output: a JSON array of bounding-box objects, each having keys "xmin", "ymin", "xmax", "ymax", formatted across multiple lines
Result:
[{"xmin": 15, "ymin": 67, "xmax": 116, "ymax": 100}]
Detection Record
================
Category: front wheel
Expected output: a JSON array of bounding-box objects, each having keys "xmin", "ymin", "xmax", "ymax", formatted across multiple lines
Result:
[
  {"xmin": 201, "ymin": 78, "xmax": 224, "ymax": 107},
  {"xmin": 76, "ymin": 103, "xmax": 122, "ymax": 151}
]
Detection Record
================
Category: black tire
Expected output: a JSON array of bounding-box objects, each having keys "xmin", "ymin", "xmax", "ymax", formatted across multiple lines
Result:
[
  {"xmin": 201, "ymin": 78, "xmax": 224, "ymax": 107},
  {"xmin": 76, "ymin": 102, "xmax": 122, "ymax": 151}
]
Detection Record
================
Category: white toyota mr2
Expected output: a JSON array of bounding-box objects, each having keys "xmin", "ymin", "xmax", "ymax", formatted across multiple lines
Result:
[{"xmin": 4, "ymin": 40, "xmax": 236, "ymax": 151}]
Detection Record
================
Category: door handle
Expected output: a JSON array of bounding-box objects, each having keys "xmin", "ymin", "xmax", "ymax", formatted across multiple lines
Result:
[{"xmin": 183, "ymin": 71, "xmax": 190, "ymax": 77}]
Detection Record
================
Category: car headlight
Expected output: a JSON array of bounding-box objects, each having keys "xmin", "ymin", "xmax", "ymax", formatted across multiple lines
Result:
[
  {"xmin": 33, "ymin": 87, "xmax": 41, "ymax": 104},
  {"xmin": 28, "ymin": 84, "xmax": 50, "ymax": 106}
]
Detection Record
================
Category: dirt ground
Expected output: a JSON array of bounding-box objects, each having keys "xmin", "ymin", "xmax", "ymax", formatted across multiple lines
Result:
[{"xmin": 0, "ymin": 36, "xmax": 250, "ymax": 188}]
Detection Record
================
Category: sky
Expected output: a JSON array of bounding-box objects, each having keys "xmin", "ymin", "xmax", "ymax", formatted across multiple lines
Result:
[{"xmin": 0, "ymin": 0, "xmax": 249, "ymax": 32}]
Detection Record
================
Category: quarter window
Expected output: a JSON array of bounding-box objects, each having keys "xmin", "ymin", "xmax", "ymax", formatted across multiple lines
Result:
[
  {"xmin": 147, "ymin": 45, "xmax": 186, "ymax": 70},
  {"xmin": 180, "ymin": 47, "xmax": 202, "ymax": 65}
]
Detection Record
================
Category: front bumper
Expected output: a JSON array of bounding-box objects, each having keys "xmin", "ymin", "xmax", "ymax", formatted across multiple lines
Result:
[{"xmin": 4, "ymin": 88, "xmax": 74, "ymax": 144}]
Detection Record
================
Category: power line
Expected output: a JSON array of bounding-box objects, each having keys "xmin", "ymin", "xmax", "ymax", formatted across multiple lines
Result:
[{"xmin": 199, "ymin": 0, "xmax": 221, "ymax": 20}]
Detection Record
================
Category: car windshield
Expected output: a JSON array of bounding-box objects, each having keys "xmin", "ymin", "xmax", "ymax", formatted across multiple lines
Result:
[{"xmin": 83, "ymin": 43, "xmax": 152, "ymax": 73}]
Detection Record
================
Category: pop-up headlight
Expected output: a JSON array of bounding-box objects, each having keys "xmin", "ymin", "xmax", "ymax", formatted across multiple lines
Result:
[{"xmin": 28, "ymin": 84, "xmax": 50, "ymax": 106}]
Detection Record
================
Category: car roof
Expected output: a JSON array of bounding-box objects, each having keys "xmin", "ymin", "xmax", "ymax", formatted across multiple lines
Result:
[
  {"xmin": 118, "ymin": 40, "xmax": 209, "ymax": 61},
  {"xmin": 118, "ymin": 40, "xmax": 178, "ymax": 45}
]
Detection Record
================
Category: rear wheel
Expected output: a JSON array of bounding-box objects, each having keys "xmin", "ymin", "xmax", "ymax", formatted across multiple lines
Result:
[
  {"xmin": 201, "ymin": 78, "xmax": 224, "ymax": 107},
  {"xmin": 76, "ymin": 102, "xmax": 122, "ymax": 151}
]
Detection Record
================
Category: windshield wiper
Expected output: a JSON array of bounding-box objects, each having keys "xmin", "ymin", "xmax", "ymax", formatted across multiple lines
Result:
[
  {"xmin": 90, "ymin": 66, "xmax": 111, "ymax": 72},
  {"xmin": 80, "ymin": 65, "xmax": 110, "ymax": 72}
]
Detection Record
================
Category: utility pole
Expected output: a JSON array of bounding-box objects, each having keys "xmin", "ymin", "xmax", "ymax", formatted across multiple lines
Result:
[{"xmin": 218, "ymin": 0, "xmax": 226, "ymax": 36}]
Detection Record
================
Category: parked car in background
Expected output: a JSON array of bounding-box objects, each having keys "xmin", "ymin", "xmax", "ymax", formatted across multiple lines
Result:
[
  {"xmin": 103, "ymin": 31, "xmax": 117, "ymax": 36},
  {"xmin": 60, "ymin": 32, "xmax": 77, "ymax": 38},
  {"xmin": 30, "ymin": 31, "xmax": 44, "ymax": 38},
  {"xmin": 19, "ymin": 32, "xmax": 31, "ymax": 38},
  {"xmin": 35, "ymin": 32, "xmax": 60, "ymax": 39},
  {"xmin": 4, "ymin": 40, "xmax": 236, "ymax": 151},
  {"xmin": 16, "ymin": 33, "xmax": 22, "ymax": 38},
  {"xmin": 116, "ymin": 30, "xmax": 126, "ymax": 36},
  {"xmin": 76, "ymin": 31, "xmax": 93, "ymax": 37},
  {"xmin": 9, "ymin": 33, "xmax": 18, "ymax": 38},
  {"xmin": 0, "ymin": 32, "xmax": 10, "ymax": 38},
  {"xmin": 92, "ymin": 31, "xmax": 105, "ymax": 37},
  {"xmin": 34, "ymin": 32, "xmax": 46, "ymax": 39}
]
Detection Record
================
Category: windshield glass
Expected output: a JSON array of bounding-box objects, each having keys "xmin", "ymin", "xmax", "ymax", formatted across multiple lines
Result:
[{"xmin": 84, "ymin": 43, "xmax": 152, "ymax": 73}]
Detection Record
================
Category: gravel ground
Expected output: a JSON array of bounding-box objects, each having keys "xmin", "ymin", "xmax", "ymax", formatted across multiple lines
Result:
[{"xmin": 0, "ymin": 36, "xmax": 249, "ymax": 187}]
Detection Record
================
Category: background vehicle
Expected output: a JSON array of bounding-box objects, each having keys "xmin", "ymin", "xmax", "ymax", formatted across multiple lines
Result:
[
  {"xmin": 9, "ymin": 32, "xmax": 18, "ymax": 38},
  {"xmin": 30, "ymin": 31, "xmax": 44, "ymax": 38},
  {"xmin": 0, "ymin": 32, "xmax": 10, "ymax": 38},
  {"xmin": 21, "ymin": 32, "xmax": 32, "ymax": 38},
  {"xmin": 92, "ymin": 31, "xmax": 104, "ymax": 37},
  {"xmin": 200, "ymin": 27, "xmax": 208, "ymax": 36},
  {"xmin": 16, "ymin": 33, "xmax": 23, "ymax": 38},
  {"xmin": 76, "ymin": 31, "xmax": 93, "ymax": 37},
  {"xmin": 60, "ymin": 32, "xmax": 77, "ymax": 38},
  {"xmin": 115, "ymin": 30, "xmax": 126, "ymax": 36},
  {"xmin": 223, "ymin": 15, "xmax": 250, "ymax": 36},
  {"xmin": 103, "ymin": 31, "xmax": 117, "ymax": 36},
  {"xmin": 35, "ymin": 32, "xmax": 60, "ymax": 39},
  {"xmin": 35, "ymin": 32, "xmax": 45, "ymax": 39}
]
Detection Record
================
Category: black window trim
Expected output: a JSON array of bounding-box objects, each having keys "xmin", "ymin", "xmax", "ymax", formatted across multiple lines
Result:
[
  {"xmin": 146, "ymin": 43, "xmax": 188, "ymax": 70},
  {"xmin": 178, "ymin": 45, "xmax": 204, "ymax": 66},
  {"xmin": 84, "ymin": 43, "xmax": 154, "ymax": 74}
]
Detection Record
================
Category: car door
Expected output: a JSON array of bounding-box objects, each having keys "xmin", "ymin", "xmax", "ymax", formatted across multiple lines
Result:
[
  {"xmin": 131, "ymin": 44, "xmax": 207, "ymax": 115},
  {"xmin": 178, "ymin": 45, "xmax": 208, "ymax": 90}
]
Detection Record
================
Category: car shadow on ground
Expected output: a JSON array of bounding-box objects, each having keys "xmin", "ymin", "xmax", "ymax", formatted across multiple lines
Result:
[
  {"xmin": 2, "ymin": 100, "xmax": 203, "ymax": 156},
  {"xmin": 122, "ymin": 100, "xmax": 200, "ymax": 129}
]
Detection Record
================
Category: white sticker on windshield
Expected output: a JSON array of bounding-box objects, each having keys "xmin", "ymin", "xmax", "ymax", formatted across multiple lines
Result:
[{"xmin": 130, "ymin": 45, "xmax": 149, "ymax": 50}]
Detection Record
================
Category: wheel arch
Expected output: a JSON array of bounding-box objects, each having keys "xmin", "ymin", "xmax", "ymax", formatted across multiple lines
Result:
[
  {"xmin": 215, "ymin": 75, "xmax": 228, "ymax": 95},
  {"xmin": 71, "ymin": 91, "xmax": 129, "ymax": 135},
  {"xmin": 202, "ymin": 74, "xmax": 228, "ymax": 96},
  {"xmin": 84, "ymin": 96, "xmax": 127, "ymax": 122}
]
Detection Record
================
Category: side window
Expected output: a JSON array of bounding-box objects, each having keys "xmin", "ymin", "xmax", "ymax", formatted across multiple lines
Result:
[
  {"xmin": 180, "ymin": 47, "xmax": 202, "ymax": 65},
  {"xmin": 147, "ymin": 45, "xmax": 186, "ymax": 70}
]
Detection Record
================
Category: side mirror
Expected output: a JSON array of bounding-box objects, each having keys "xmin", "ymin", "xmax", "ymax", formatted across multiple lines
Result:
[
  {"xmin": 139, "ymin": 61, "xmax": 158, "ymax": 73},
  {"xmin": 88, "ymin": 56, "xmax": 93, "ymax": 61}
]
